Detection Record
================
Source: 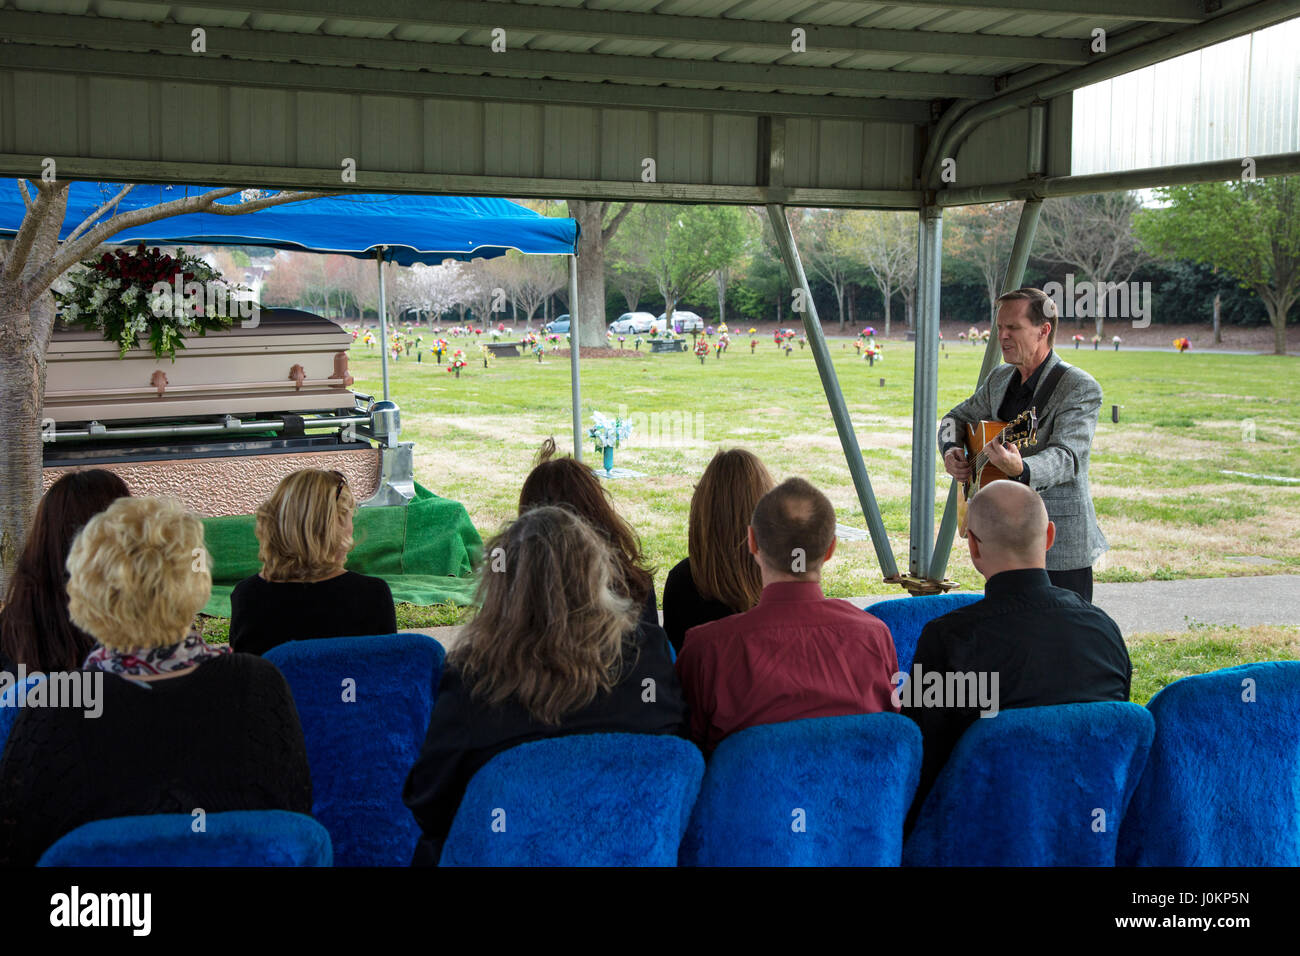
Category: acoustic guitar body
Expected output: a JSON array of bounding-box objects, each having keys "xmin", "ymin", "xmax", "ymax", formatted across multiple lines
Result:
[{"xmin": 955, "ymin": 411, "xmax": 1039, "ymax": 539}]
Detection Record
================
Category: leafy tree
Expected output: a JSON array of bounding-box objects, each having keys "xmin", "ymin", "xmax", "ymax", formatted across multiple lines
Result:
[
  {"xmin": 637, "ymin": 205, "xmax": 747, "ymax": 327},
  {"xmin": 1134, "ymin": 176, "xmax": 1299, "ymax": 355},
  {"xmin": 947, "ymin": 201, "xmax": 1021, "ymax": 325}
]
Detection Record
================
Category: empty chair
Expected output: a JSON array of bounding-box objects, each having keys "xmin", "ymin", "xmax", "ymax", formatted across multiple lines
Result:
[
  {"xmin": 1119, "ymin": 661, "xmax": 1300, "ymax": 866},
  {"xmin": 266, "ymin": 632, "xmax": 445, "ymax": 867},
  {"xmin": 680, "ymin": 713, "xmax": 922, "ymax": 866},
  {"xmin": 37, "ymin": 811, "xmax": 332, "ymax": 867},
  {"xmin": 863, "ymin": 593, "xmax": 984, "ymax": 675},
  {"xmin": 904, "ymin": 702, "xmax": 1154, "ymax": 866},
  {"xmin": 439, "ymin": 733, "xmax": 703, "ymax": 866}
]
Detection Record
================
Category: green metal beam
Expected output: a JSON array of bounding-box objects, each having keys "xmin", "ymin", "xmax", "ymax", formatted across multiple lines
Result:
[
  {"xmin": 108, "ymin": 0, "xmax": 1095, "ymax": 63},
  {"xmin": 0, "ymin": 11, "xmax": 998, "ymax": 100},
  {"xmin": 0, "ymin": 43, "xmax": 933, "ymax": 123}
]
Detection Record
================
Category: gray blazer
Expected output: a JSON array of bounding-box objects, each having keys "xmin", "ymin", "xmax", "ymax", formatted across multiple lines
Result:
[{"xmin": 938, "ymin": 351, "xmax": 1107, "ymax": 571}]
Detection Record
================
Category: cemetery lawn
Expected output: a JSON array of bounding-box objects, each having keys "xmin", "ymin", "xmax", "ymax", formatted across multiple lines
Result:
[{"xmin": 200, "ymin": 333, "xmax": 1299, "ymax": 689}]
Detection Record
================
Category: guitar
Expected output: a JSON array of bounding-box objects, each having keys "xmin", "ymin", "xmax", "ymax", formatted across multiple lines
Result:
[{"xmin": 956, "ymin": 408, "xmax": 1039, "ymax": 539}]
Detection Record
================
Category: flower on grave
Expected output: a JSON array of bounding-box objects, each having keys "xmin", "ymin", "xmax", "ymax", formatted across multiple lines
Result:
[
  {"xmin": 694, "ymin": 338, "xmax": 710, "ymax": 358},
  {"xmin": 979, "ymin": 329, "xmax": 990, "ymax": 341},
  {"xmin": 634, "ymin": 336, "xmax": 643, "ymax": 350},
  {"xmin": 748, "ymin": 327, "xmax": 756, "ymax": 335},
  {"xmin": 480, "ymin": 343, "xmax": 494, "ymax": 367},
  {"xmin": 1174, "ymin": 337, "xmax": 1191, "ymax": 352},
  {"xmin": 534, "ymin": 343, "xmax": 545, "ymax": 361},
  {"xmin": 447, "ymin": 349, "xmax": 467, "ymax": 372},
  {"xmin": 865, "ymin": 342, "xmax": 883, "ymax": 361},
  {"xmin": 1113, "ymin": 335, "xmax": 1122, "ymax": 343},
  {"xmin": 750, "ymin": 338, "xmax": 758, "ymax": 352},
  {"xmin": 718, "ymin": 323, "xmax": 728, "ymax": 334},
  {"xmin": 497, "ymin": 322, "xmax": 506, "ymax": 332},
  {"xmin": 798, "ymin": 334, "xmax": 806, "ymax": 349},
  {"xmin": 588, "ymin": 411, "xmax": 632, "ymax": 450},
  {"xmin": 618, "ymin": 335, "xmax": 626, "ymax": 348}
]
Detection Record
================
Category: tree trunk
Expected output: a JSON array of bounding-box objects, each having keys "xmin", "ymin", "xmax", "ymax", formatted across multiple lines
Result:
[
  {"xmin": 570, "ymin": 200, "xmax": 610, "ymax": 347},
  {"xmin": 836, "ymin": 285, "xmax": 845, "ymax": 329},
  {"xmin": 883, "ymin": 290, "xmax": 892, "ymax": 337},
  {"xmin": 0, "ymin": 296, "xmax": 54, "ymax": 595},
  {"xmin": 715, "ymin": 272, "xmax": 726, "ymax": 326},
  {"xmin": 1213, "ymin": 292, "xmax": 1222, "ymax": 344}
]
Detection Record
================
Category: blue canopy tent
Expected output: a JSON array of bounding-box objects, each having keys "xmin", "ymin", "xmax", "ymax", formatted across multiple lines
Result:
[{"xmin": 1, "ymin": 182, "xmax": 586, "ymax": 454}]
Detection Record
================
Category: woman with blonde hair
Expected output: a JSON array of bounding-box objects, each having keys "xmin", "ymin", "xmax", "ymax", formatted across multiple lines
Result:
[
  {"xmin": 0, "ymin": 497, "xmax": 311, "ymax": 866},
  {"xmin": 402, "ymin": 505, "xmax": 687, "ymax": 865},
  {"xmin": 230, "ymin": 468, "xmax": 395, "ymax": 655},
  {"xmin": 662, "ymin": 448, "xmax": 774, "ymax": 653}
]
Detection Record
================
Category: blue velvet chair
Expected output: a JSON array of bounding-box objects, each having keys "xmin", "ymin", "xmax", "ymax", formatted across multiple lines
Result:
[
  {"xmin": 37, "ymin": 811, "xmax": 332, "ymax": 866},
  {"xmin": 1118, "ymin": 661, "xmax": 1300, "ymax": 866},
  {"xmin": 863, "ymin": 593, "xmax": 984, "ymax": 674},
  {"xmin": 904, "ymin": 701, "xmax": 1154, "ymax": 866},
  {"xmin": 265, "ymin": 632, "xmax": 445, "ymax": 867},
  {"xmin": 680, "ymin": 713, "xmax": 922, "ymax": 866},
  {"xmin": 0, "ymin": 673, "xmax": 46, "ymax": 751},
  {"xmin": 439, "ymin": 733, "xmax": 704, "ymax": 866}
]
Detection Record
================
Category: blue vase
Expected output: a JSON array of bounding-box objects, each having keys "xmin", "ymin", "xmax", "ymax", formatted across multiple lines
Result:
[{"xmin": 603, "ymin": 445, "xmax": 614, "ymax": 472}]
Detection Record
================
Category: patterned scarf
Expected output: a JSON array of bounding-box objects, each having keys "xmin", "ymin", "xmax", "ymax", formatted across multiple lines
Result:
[{"xmin": 83, "ymin": 632, "xmax": 229, "ymax": 676}]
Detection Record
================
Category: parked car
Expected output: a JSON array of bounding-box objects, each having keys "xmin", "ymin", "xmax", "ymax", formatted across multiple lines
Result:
[
  {"xmin": 608, "ymin": 311, "xmax": 657, "ymax": 334},
  {"xmin": 544, "ymin": 315, "xmax": 570, "ymax": 334},
  {"xmin": 654, "ymin": 311, "xmax": 704, "ymax": 333}
]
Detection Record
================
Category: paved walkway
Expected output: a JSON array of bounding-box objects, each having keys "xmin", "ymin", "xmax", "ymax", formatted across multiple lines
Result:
[{"xmin": 409, "ymin": 575, "xmax": 1300, "ymax": 648}]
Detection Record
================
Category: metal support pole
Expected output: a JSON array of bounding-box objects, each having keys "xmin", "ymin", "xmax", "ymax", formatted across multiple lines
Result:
[
  {"xmin": 928, "ymin": 197, "xmax": 1043, "ymax": 581},
  {"xmin": 910, "ymin": 205, "xmax": 943, "ymax": 578},
  {"xmin": 376, "ymin": 248, "xmax": 390, "ymax": 402},
  {"xmin": 764, "ymin": 204, "xmax": 899, "ymax": 580},
  {"xmin": 568, "ymin": 254, "xmax": 583, "ymax": 463}
]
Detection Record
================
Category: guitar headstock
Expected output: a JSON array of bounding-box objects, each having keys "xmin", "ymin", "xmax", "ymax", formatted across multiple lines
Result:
[{"xmin": 1001, "ymin": 408, "xmax": 1039, "ymax": 449}]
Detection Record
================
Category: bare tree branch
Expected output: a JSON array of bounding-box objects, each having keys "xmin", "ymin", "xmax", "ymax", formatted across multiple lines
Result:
[
  {"xmin": 22, "ymin": 188, "xmax": 329, "ymax": 303},
  {"xmin": 602, "ymin": 202, "xmax": 634, "ymax": 245},
  {"xmin": 2, "ymin": 181, "xmax": 59, "ymax": 288},
  {"xmin": 64, "ymin": 184, "xmax": 136, "ymax": 245}
]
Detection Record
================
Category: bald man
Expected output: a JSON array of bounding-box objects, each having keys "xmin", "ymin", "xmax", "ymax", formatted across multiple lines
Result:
[{"xmin": 900, "ymin": 481, "xmax": 1131, "ymax": 831}]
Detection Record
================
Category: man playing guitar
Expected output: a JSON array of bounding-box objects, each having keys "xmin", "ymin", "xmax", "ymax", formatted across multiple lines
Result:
[{"xmin": 939, "ymin": 288, "xmax": 1107, "ymax": 602}]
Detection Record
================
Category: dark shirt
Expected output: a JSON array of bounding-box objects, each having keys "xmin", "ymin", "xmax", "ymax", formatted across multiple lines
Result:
[
  {"xmin": 661, "ymin": 557, "xmax": 736, "ymax": 654},
  {"xmin": 638, "ymin": 585, "xmax": 661, "ymax": 633},
  {"xmin": 677, "ymin": 580, "xmax": 899, "ymax": 756},
  {"xmin": 402, "ymin": 620, "xmax": 688, "ymax": 865},
  {"xmin": 994, "ymin": 350, "xmax": 1057, "ymax": 487},
  {"xmin": 0, "ymin": 654, "xmax": 312, "ymax": 866},
  {"xmin": 229, "ymin": 570, "xmax": 397, "ymax": 656},
  {"xmin": 900, "ymin": 567, "xmax": 1131, "ymax": 831}
]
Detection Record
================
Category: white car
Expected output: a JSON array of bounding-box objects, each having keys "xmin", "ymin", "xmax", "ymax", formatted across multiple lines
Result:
[
  {"xmin": 653, "ymin": 311, "xmax": 704, "ymax": 333},
  {"xmin": 608, "ymin": 311, "xmax": 657, "ymax": 334}
]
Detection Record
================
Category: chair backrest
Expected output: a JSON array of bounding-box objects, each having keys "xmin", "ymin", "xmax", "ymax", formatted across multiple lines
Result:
[
  {"xmin": 37, "ymin": 810, "xmax": 332, "ymax": 866},
  {"xmin": 863, "ymin": 593, "xmax": 984, "ymax": 674},
  {"xmin": 680, "ymin": 713, "xmax": 922, "ymax": 866},
  {"xmin": 439, "ymin": 733, "xmax": 704, "ymax": 866},
  {"xmin": 1118, "ymin": 660, "xmax": 1300, "ymax": 866},
  {"xmin": 0, "ymin": 673, "xmax": 47, "ymax": 753},
  {"xmin": 265, "ymin": 632, "xmax": 445, "ymax": 866},
  {"xmin": 904, "ymin": 701, "xmax": 1154, "ymax": 866}
]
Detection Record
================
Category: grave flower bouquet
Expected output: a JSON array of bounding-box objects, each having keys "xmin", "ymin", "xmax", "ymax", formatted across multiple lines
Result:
[{"xmin": 588, "ymin": 411, "xmax": 632, "ymax": 451}]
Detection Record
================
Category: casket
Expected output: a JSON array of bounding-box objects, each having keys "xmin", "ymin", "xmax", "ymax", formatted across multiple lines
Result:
[
  {"xmin": 44, "ymin": 308, "xmax": 355, "ymax": 424},
  {"xmin": 41, "ymin": 309, "xmax": 414, "ymax": 516}
]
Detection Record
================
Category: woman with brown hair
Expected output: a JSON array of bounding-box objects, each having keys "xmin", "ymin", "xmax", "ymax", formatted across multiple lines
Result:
[
  {"xmin": 662, "ymin": 448, "xmax": 775, "ymax": 653},
  {"xmin": 518, "ymin": 437, "xmax": 658, "ymax": 630},
  {"xmin": 229, "ymin": 468, "xmax": 396, "ymax": 655},
  {"xmin": 402, "ymin": 505, "xmax": 687, "ymax": 865},
  {"xmin": 0, "ymin": 469, "xmax": 131, "ymax": 672}
]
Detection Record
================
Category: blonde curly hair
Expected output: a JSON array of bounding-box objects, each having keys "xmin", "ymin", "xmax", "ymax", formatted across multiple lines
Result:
[{"xmin": 66, "ymin": 497, "xmax": 210, "ymax": 650}]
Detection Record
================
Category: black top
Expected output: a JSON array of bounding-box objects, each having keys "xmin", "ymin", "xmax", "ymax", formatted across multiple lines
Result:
[
  {"xmin": 402, "ymin": 620, "xmax": 689, "ymax": 865},
  {"xmin": 0, "ymin": 654, "xmax": 312, "ymax": 866},
  {"xmin": 661, "ymin": 557, "xmax": 736, "ymax": 654},
  {"xmin": 994, "ymin": 349, "xmax": 1059, "ymax": 488},
  {"xmin": 901, "ymin": 567, "xmax": 1131, "ymax": 831},
  {"xmin": 638, "ymin": 585, "xmax": 661, "ymax": 634},
  {"xmin": 229, "ymin": 570, "xmax": 398, "ymax": 656}
]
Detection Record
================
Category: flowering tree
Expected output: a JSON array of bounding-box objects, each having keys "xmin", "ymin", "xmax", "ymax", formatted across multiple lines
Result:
[{"xmin": 0, "ymin": 179, "xmax": 326, "ymax": 590}]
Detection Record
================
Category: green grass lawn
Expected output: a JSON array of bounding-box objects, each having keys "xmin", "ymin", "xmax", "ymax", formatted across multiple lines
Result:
[
  {"xmin": 202, "ymin": 331, "xmax": 1299, "ymax": 687},
  {"xmin": 353, "ymin": 332, "xmax": 1300, "ymax": 600}
]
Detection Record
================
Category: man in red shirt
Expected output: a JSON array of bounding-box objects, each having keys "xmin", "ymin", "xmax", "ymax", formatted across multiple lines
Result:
[{"xmin": 676, "ymin": 476, "xmax": 899, "ymax": 756}]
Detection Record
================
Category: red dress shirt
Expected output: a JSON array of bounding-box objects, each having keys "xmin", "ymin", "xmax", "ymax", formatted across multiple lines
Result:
[{"xmin": 676, "ymin": 580, "xmax": 899, "ymax": 755}]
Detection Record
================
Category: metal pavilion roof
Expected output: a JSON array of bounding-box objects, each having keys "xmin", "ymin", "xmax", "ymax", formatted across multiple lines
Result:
[{"xmin": 1, "ymin": 1, "xmax": 1297, "ymax": 208}]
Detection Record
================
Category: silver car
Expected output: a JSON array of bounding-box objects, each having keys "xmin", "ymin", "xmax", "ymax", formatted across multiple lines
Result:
[
  {"xmin": 654, "ymin": 311, "xmax": 704, "ymax": 333},
  {"xmin": 608, "ymin": 311, "xmax": 657, "ymax": 334}
]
